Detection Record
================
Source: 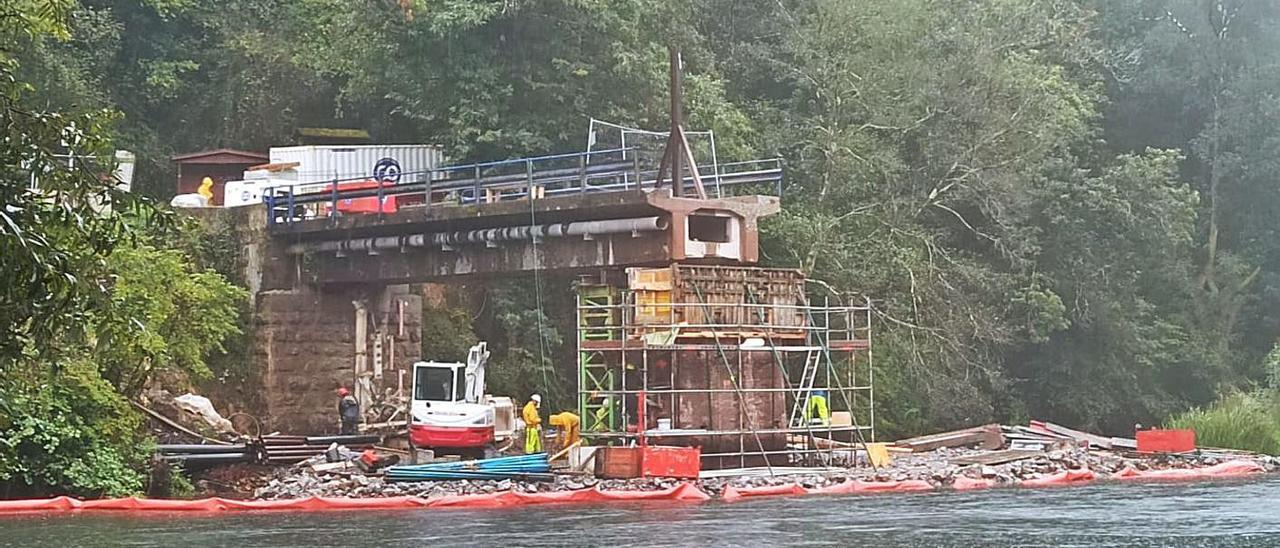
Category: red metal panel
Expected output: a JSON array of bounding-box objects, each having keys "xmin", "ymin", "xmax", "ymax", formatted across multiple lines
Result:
[
  {"xmin": 1136, "ymin": 429, "xmax": 1196, "ymax": 453},
  {"xmin": 324, "ymin": 180, "xmax": 398, "ymax": 214},
  {"xmin": 409, "ymin": 424, "xmax": 493, "ymax": 448},
  {"xmin": 641, "ymin": 446, "xmax": 701, "ymax": 479}
]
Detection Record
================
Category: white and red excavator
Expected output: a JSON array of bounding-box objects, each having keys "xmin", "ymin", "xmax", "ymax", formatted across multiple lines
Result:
[{"xmin": 409, "ymin": 342, "xmax": 516, "ymax": 457}]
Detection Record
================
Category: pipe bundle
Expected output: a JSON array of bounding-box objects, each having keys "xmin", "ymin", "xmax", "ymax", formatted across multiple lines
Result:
[{"xmin": 386, "ymin": 453, "xmax": 552, "ymax": 482}]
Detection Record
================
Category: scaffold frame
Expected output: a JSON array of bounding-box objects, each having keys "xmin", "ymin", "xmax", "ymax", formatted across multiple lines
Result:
[{"xmin": 575, "ymin": 270, "xmax": 874, "ymax": 469}]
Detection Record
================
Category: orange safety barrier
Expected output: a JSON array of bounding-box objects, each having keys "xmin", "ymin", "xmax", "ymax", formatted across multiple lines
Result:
[
  {"xmin": 1111, "ymin": 459, "xmax": 1264, "ymax": 481},
  {"xmin": 1019, "ymin": 468, "xmax": 1096, "ymax": 488},
  {"xmin": 0, "ymin": 484, "xmax": 709, "ymax": 514},
  {"xmin": 721, "ymin": 483, "xmax": 809, "ymax": 502},
  {"xmin": 951, "ymin": 476, "xmax": 999, "ymax": 491},
  {"xmin": 0, "ymin": 463, "xmax": 1267, "ymax": 514},
  {"xmin": 723, "ymin": 478, "xmax": 937, "ymax": 501}
]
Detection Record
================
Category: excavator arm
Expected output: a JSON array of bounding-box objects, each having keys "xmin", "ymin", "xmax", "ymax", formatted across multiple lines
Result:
[{"xmin": 463, "ymin": 342, "xmax": 490, "ymax": 404}]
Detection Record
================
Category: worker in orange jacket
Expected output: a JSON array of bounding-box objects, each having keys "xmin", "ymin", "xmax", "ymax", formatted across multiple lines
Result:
[{"xmin": 522, "ymin": 394, "xmax": 543, "ymax": 453}]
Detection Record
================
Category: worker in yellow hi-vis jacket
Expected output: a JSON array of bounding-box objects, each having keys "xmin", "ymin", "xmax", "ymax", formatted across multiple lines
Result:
[
  {"xmin": 549, "ymin": 411, "xmax": 581, "ymax": 450},
  {"xmin": 522, "ymin": 394, "xmax": 543, "ymax": 453},
  {"xmin": 806, "ymin": 390, "xmax": 831, "ymax": 426}
]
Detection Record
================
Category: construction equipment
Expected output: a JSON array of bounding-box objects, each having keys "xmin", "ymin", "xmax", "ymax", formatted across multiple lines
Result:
[{"xmin": 409, "ymin": 342, "xmax": 516, "ymax": 458}]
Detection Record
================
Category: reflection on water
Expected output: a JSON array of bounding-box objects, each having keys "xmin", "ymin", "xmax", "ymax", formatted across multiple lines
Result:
[{"xmin": 2, "ymin": 476, "xmax": 1278, "ymax": 547}]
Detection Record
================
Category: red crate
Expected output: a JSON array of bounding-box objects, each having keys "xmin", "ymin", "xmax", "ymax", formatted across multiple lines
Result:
[
  {"xmin": 1136, "ymin": 429, "xmax": 1196, "ymax": 453},
  {"xmin": 641, "ymin": 445, "xmax": 701, "ymax": 479},
  {"xmin": 594, "ymin": 447, "xmax": 642, "ymax": 479}
]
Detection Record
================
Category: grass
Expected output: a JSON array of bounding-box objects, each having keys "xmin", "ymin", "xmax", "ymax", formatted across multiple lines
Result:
[{"xmin": 1168, "ymin": 391, "xmax": 1280, "ymax": 455}]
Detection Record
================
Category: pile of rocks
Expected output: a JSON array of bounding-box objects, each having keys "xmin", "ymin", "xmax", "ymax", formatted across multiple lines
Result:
[{"xmin": 249, "ymin": 449, "xmax": 1278, "ymax": 501}]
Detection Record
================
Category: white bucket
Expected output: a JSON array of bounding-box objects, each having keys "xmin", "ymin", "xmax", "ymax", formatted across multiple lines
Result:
[{"xmin": 657, "ymin": 418, "xmax": 672, "ymax": 430}]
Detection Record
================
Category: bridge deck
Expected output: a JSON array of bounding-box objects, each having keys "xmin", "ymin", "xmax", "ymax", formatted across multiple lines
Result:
[{"xmin": 264, "ymin": 147, "xmax": 783, "ymax": 237}]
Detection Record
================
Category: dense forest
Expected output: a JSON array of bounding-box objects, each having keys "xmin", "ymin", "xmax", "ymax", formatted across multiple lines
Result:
[{"xmin": 6, "ymin": 0, "xmax": 1280, "ymax": 495}]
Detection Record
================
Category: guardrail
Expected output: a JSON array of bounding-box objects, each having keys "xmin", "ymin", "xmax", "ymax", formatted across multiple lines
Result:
[{"xmin": 263, "ymin": 147, "xmax": 784, "ymax": 226}]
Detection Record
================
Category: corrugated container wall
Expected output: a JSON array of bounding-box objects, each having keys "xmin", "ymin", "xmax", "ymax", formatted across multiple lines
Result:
[{"xmin": 268, "ymin": 145, "xmax": 447, "ymax": 184}]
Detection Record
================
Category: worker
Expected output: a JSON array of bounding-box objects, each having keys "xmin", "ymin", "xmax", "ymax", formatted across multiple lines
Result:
[
  {"xmin": 522, "ymin": 394, "xmax": 543, "ymax": 453},
  {"xmin": 337, "ymin": 387, "xmax": 360, "ymax": 435},
  {"xmin": 806, "ymin": 390, "xmax": 831, "ymax": 426},
  {"xmin": 197, "ymin": 176, "xmax": 215, "ymax": 202},
  {"xmin": 549, "ymin": 411, "xmax": 581, "ymax": 450}
]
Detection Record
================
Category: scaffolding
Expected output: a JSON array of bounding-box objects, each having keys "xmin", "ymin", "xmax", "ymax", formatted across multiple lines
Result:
[{"xmin": 575, "ymin": 265, "xmax": 874, "ymax": 469}]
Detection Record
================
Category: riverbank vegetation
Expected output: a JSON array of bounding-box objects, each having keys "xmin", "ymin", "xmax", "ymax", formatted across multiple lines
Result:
[{"xmin": 6, "ymin": 0, "xmax": 1280, "ymax": 495}]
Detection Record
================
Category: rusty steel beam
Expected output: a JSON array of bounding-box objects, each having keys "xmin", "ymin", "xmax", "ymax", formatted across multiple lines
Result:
[
  {"xmin": 306, "ymin": 230, "xmax": 673, "ymax": 284},
  {"xmin": 275, "ymin": 189, "xmax": 780, "ymax": 284}
]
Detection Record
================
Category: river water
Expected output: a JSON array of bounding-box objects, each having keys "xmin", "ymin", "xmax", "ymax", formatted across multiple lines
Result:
[{"xmin": 3, "ymin": 476, "xmax": 1278, "ymax": 547}]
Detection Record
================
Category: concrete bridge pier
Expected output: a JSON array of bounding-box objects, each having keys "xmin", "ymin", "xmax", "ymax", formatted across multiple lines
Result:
[
  {"xmin": 190, "ymin": 206, "xmax": 423, "ymax": 434},
  {"xmin": 253, "ymin": 284, "xmax": 421, "ymax": 434}
]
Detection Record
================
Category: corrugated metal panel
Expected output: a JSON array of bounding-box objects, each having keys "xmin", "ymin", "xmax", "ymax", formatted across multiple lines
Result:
[{"xmin": 268, "ymin": 145, "xmax": 446, "ymax": 184}]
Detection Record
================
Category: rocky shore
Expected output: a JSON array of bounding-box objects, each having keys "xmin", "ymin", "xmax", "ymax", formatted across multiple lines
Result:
[{"xmin": 247, "ymin": 447, "xmax": 1278, "ymax": 500}]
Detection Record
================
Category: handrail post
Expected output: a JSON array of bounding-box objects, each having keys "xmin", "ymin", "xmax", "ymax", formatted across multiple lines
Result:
[
  {"xmin": 330, "ymin": 178, "xmax": 339, "ymax": 224},
  {"xmin": 473, "ymin": 165, "xmax": 481, "ymax": 204},
  {"xmin": 526, "ymin": 159, "xmax": 535, "ymax": 200},
  {"xmin": 578, "ymin": 154, "xmax": 588, "ymax": 193},
  {"xmin": 377, "ymin": 177, "xmax": 386, "ymax": 218},
  {"xmin": 632, "ymin": 155, "xmax": 641, "ymax": 190},
  {"xmin": 287, "ymin": 187, "xmax": 295, "ymax": 225},
  {"xmin": 265, "ymin": 189, "xmax": 275, "ymax": 226},
  {"xmin": 425, "ymin": 172, "xmax": 433, "ymax": 210}
]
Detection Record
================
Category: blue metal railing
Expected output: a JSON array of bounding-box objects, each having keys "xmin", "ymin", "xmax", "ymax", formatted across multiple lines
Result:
[{"xmin": 264, "ymin": 147, "xmax": 783, "ymax": 226}]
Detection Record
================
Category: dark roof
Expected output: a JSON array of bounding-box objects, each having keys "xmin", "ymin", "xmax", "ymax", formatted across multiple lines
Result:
[
  {"xmin": 171, "ymin": 148, "xmax": 269, "ymax": 164},
  {"xmin": 296, "ymin": 128, "xmax": 371, "ymax": 139}
]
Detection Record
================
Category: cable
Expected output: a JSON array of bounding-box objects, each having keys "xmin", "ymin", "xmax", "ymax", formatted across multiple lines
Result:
[{"xmin": 528, "ymin": 181, "xmax": 551, "ymax": 395}]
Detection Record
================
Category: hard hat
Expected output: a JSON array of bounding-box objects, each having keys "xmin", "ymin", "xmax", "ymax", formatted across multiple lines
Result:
[
  {"xmin": 532, "ymin": 394, "xmax": 542, "ymax": 404},
  {"xmin": 337, "ymin": 387, "xmax": 350, "ymax": 397}
]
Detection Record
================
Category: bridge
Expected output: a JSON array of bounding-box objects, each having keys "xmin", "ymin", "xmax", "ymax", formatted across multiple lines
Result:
[{"xmin": 264, "ymin": 147, "xmax": 785, "ymax": 284}]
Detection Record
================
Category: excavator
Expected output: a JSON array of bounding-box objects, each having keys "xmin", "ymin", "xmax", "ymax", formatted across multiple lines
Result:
[{"xmin": 409, "ymin": 342, "xmax": 516, "ymax": 458}]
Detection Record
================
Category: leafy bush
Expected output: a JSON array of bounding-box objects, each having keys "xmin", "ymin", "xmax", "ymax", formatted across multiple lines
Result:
[
  {"xmin": 1167, "ymin": 392, "xmax": 1280, "ymax": 455},
  {"xmin": 0, "ymin": 360, "xmax": 150, "ymax": 497}
]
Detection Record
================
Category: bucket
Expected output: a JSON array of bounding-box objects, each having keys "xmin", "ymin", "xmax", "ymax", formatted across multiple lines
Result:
[{"xmin": 657, "ymin": 418, "xmax": 672, "ymax": 430}]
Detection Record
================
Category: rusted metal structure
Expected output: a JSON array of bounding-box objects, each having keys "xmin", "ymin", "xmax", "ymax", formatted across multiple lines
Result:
[{"xmin": 576, "ymin": 264, "xmax": 874, "ymax": 469}]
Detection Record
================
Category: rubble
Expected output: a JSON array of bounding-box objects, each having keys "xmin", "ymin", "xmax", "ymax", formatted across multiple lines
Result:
[{"xmin": 244, "ymin": 443, "xmax": 1278, "ymax": 501}]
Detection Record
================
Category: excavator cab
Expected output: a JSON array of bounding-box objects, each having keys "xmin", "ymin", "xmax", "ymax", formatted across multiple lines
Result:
[{"xmin": 409, "ymin": 343, "xmax": 496, "ymax": 457}]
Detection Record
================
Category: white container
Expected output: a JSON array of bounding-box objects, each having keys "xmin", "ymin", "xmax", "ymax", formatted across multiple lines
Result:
[
  {"xmin": 657, "ymin": 418, "xmax": 672, "ymax": 430},
  {"xmin": 268, "ymin": 144, "xmax": 446, "ymax": 184}
]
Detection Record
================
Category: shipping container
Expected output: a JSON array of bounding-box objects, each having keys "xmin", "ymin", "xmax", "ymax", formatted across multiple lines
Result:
[{"xmin": 267, "ymin": 145, "xmax": 447, "ymax": 184}]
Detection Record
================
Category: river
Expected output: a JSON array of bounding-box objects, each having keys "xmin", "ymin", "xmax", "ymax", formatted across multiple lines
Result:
[{"xmin": 3, "ymin": 476, "xmax": 1277, "ymax": 547}]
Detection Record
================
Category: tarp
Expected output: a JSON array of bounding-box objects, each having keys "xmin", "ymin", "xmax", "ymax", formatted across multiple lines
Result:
[
  {"xmin": 1111, "ymin": 459, "xmax": 1264, "ymax": 481},
  {"xmin": 0, "ymin": 484, "xmax": 709, "ymax": 514}
]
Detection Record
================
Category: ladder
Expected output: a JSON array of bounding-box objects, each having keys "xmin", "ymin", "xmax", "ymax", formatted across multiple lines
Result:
[{"xmin": 788, "ymin": 349, "xmax": 821, "ymax": 428}]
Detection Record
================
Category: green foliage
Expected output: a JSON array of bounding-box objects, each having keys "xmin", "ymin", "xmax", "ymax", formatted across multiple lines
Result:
[
  {"xmin": 0, "ymin": 360, "xmax": 149, "ymax": 497},
  {"xmin": 92, "ymin": 244, "xmax": 247, "ymax": 394},
  {"xmin": 1168, "ymin": 392, "xmax": 1280, "ymax": 455},
  {"xmin": 421, "ymin": 304, "xmax": 480, "ymax": 362},
  {"xmin": 0, "ymin": 1, "xmax": 249, "ymax": 496},
  {"xmin": 483, "ymin": 282, "xmax": 568, "ymax": 411}
]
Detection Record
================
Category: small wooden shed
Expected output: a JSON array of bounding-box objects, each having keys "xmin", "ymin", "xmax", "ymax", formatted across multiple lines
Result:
[{"xmin": 171, "ymin": 149, "xmax": 268, "ymax": 206}]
